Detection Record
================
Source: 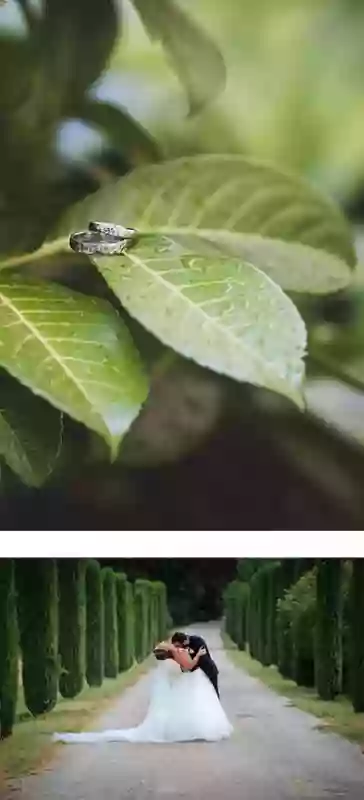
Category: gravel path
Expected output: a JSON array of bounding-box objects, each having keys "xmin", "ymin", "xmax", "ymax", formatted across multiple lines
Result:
[{"xmin": 6, "ymin": 623, "xmax": 364, "ymax": 800}]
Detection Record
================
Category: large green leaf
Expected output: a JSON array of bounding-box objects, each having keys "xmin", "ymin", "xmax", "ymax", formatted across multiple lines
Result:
[
  {"xmin": 57, "ymin": 155, "xmax": 355, "ymax": 293},
  {"xmin": 131, "ymin": 0, "xmax": 226, "ymax": 114},
  {"xmin": 308, "ymin": 287, "xmax": 364, "ymax": 395},
  {"xmin": 0, "ymin": 35, "xmax": 34, "ymax": 113},
  {"xmin": 15, "ymin": 0, "xmax": 39, "ymax": 31},
  {"xmin": 80, "ymin": 99, "xmax": 160, "ymax": 164},
  {"xmin": 37, "ymin": 0, "xmax": 119, "ymax": 114},
  {"xmin": 0, "ymin": 278, "xmax": 148, "ymax": 457},
  {"xmin": 94, "ymin": 234, "xmax": 307, "ymax": 407},
  {"xmin": 0, "ymin": 373, "xmax": 63, "ymax": 487}
]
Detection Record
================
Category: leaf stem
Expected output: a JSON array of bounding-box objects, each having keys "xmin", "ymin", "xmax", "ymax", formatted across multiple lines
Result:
[
  {"xmin": 0, "ymin": 232, "xmax": 152, "ymax": 272},
  {"xmin": 0, "ymin": 238, "xmax": 70, "ymax": 271}
]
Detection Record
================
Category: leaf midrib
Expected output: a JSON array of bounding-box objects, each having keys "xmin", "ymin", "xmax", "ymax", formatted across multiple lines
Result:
[
  {"xmin": 0, "ymin": 289, "xmax": 106, "ymax": 432},
  {"xmin": 124, "ymin": 249, "xmax": 303, "ymax": 397}
]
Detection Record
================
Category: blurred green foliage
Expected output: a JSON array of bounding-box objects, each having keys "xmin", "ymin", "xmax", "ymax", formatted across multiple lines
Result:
[{"xmin": 117, "ymin": 0, "xmax": 364, "ymax": 204}]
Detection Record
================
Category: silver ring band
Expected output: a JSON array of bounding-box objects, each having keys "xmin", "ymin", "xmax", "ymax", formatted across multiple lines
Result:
[{"xmin": 69, "ymin": 231, "xmax": 134, "ymax": 256}]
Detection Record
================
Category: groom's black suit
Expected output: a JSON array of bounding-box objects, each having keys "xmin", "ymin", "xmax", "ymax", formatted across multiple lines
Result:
[{"xmin": 187, "ymin": 635, "xmax": 220, "ymax": 698}]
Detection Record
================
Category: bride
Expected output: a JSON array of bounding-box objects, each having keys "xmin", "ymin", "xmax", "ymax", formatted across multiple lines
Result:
[{"xmin": 53, "ymin": 640, "xmax": 233, "ymax": 744}]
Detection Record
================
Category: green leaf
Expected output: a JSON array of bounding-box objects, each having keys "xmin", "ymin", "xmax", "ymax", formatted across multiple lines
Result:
[
  {"xmin": 80, "ymin": 99, "xmax": 160, "ymax": 164},
  {"xmin": 15, "ymin": 0, "xmax": 40, "ymax": 31},
  {"xmin": 94, "ymin": 234, "xmax": 307, "ymax": 407},
  {"xmin": 308, "ymin": 288, "xmax": 364, "ymax": 395},
  {"xmin": 0, "ymin": 278, "xmax": 148, "ymax": 457},
  {"xmin": 0, "ymin": 35, "xmax": 34, "ymax": 113},
  {"xmin": 0, "ymin": 372, "xmax": 63, "ymax": 487},
  {"xmin": 131, "ymin": 0, "xmax": 226, "ymax": 114},
  {"xmin": 37, "ymin": 0, "xmax": 119, "ymax": 114},
  {"xmin": 57, "ymin": 155, "xmax": 355, "ymax": 293}
]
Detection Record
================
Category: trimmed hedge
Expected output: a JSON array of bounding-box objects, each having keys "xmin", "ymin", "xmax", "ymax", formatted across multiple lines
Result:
[
  {"xmin": 247, "ymin": 572, "xmax": 259, "ymax": 660},
  {"xmin": 350, "ymin": 559, "xmax": 364, "ymax": 712},
  {"xmin": 277, "ymin": 563, "xmax": 353, "ymax": 694},
  {"xmin": 224, "ymin": 580, "xmax": 249, "ymax": 650},
  {"xmin": 247, "ymin": 563, "xmax": 278, "ymax": 665},
  {"xmin": 223, "ymin": 580, "xmax": 235, "ymax": 642},
  {"xmin": 275, "ymin": 559, "xmax": 307, "ymax": 678},
  {"xmin": 115, "ymin": 573, "xmax": 134, "ymax": 671},
  {"xmin": 223, "ymin": 581, "xmax": 234, "ymax": 640},
  {"xmin": 16, "ymin": 559, "xmax": 58, "ymax": 716},
  {"xmin": 342, "ymin": 560, "xmax": 352, "ymax": 696},
  {"xmin": 134, "ymin": 579, "xmax": 150, "ymax": 661},
  {"xmin": 149, "ymin": 583, "xmax": 159, "ymax": 650},
  {"xmin": 265, "ymin": 562, "xmax": 281, "ymax": 666},
  {"xmin": 315, "ymin": 559, "xmax": 343, "ymax": 700},
  {"xmin": 58, "ymin": 559, "xmax": 85, "ymax": 698},
  {"xmin": 245, "ymin": 560, "xmax": 306, "ymax": 674},
  {"xmin": 102, "ymin": 568, "xmax": 118, "ymax": 679},
  {"xmin": 236, "ymin": 582, "xmax": 249, "ymax": 650},
  {"xmin": 231, "ymin": 558, "xmax": 364, "ymax": 713},
  {"xmin": 291, "ymin": 570, "xmax": 316, "ymax": 687},
  {"xmin": 0, "ymin": 560, "xmax": 18, "ymax": 738},
  {"xmin": 258, "ymin": 565, "xmax": 270, "ymax": 665},
  {"xmin": 154, "ymin": 581, "xmax": 168, "ymax": 641},
  {"xmin": 85, "ymin": 559, "xmax": 103, "ymax": 687},
  {"xmin": 276, "ymin": 593, "xmax": 293, "ymax": 678},
  {"xmin": 146, "ymin": 582, "xmax": 154, "ymax": 652},
  {"xmin": 0, "ymin": 560, "xmax": 169, "ymax": 732},
  {"xmin": 277, "ymin": 569, "xmax": 316, "ymax": 688}
]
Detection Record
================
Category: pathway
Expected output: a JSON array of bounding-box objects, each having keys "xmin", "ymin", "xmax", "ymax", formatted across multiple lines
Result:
[{"xmin": 6, "ymin": 623, "xmax": 364, "ymax": 800}]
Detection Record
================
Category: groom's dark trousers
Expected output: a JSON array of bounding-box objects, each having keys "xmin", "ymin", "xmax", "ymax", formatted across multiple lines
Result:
[{"xmin": 188, "ymin": 635, "xmax": 220, "ymax": 698}]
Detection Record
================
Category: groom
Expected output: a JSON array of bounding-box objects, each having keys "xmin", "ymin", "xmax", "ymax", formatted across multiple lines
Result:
[{"xmin": 171, "ymin": 631, "xmax": 220, "ymax": 698}]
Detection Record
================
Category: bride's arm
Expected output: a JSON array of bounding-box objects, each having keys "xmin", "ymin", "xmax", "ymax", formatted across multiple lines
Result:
[{"xmin": 170, "ymin": 645, "xmax": 206, "ymax": 671}]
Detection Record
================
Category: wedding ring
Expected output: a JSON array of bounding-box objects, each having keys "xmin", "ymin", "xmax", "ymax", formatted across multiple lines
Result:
[
  {"xmin": 69, "ymin": 230, "xmax": 134, "ymax": 256},
  {"xmin": 88, "ymin": 221, "xmax": 137, "ymax": 239}
]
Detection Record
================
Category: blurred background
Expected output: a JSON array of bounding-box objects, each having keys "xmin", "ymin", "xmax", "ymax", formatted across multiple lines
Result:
[{"xmin": 2, "ymin": 0, "xmax": 364, "ymax": 530}]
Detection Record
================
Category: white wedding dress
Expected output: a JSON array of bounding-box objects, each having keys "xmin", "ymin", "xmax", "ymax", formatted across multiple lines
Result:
[{"xmin": 53, "ymin": 659, "xmax": 233, "ymax": 744}]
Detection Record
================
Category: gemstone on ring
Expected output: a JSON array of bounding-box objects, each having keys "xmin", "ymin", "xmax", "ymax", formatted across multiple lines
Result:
[{"xmin": 88, "ymin": 221, "xmax": 137, "ymax": 240}]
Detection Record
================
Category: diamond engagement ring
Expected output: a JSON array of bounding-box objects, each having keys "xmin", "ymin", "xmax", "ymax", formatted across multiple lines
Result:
[{"xmin": 88, "ymin": 221, "xmax": 137, "ymax": 239}]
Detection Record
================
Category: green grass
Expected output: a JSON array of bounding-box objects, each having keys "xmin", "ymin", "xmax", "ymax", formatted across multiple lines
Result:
[
  {"xmin": 222, "ymin": 632, "xmax": 364, "ymax": 750},
  {"xmin": 0, "ymin": 658, "xmax": 152, "ymax": 786}
]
